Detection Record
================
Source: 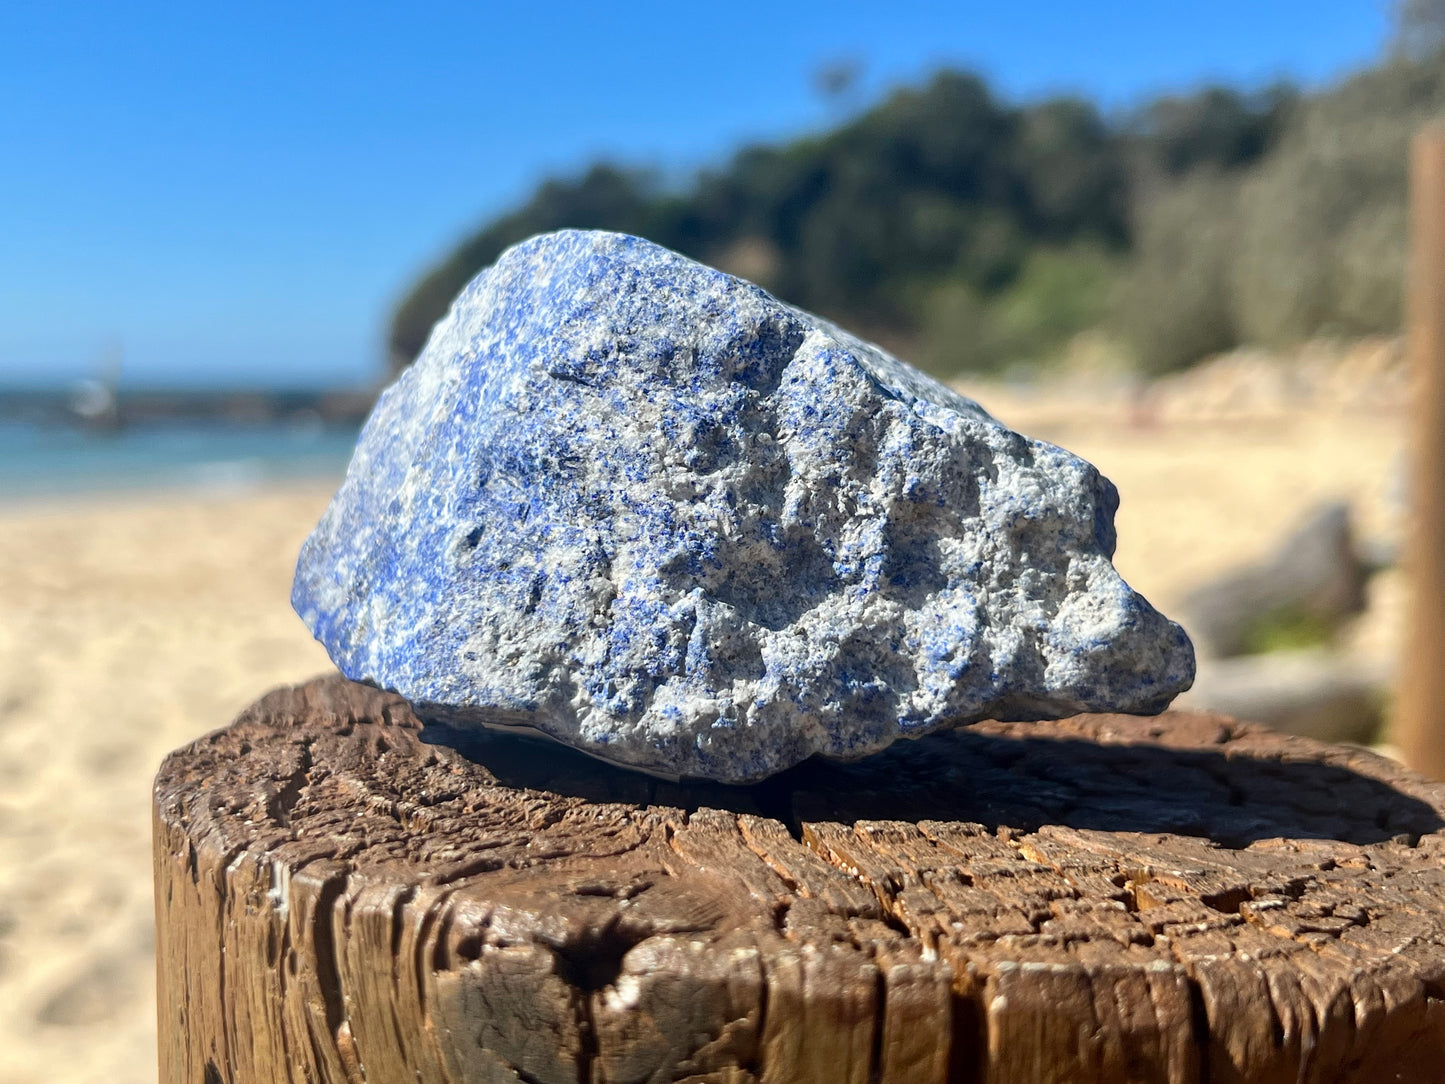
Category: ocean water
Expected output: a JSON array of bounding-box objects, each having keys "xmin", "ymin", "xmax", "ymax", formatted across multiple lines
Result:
[{"xmin": 0, "ymin": 418, "xmax": 362, "ymax": 502}]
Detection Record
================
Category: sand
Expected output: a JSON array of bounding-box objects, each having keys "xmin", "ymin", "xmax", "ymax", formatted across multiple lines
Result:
[
  {"xmin": 0, "ymin": 485, "xmax": 337, "ymax": 1083},
  {"xmin": 0, "ymin": 385, "xmax": 1409, "ymax": 1083}
]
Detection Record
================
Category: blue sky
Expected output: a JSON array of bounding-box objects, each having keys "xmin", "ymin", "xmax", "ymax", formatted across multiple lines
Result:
[{"xmin": 0, "ymin": 1, "xmax": 1392, "ymax": 388}]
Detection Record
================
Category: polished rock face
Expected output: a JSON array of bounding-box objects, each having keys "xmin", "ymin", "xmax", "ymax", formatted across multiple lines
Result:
[{"xmin": 293, "ymin": 230, "xmax": 1194, "ymax": 782}]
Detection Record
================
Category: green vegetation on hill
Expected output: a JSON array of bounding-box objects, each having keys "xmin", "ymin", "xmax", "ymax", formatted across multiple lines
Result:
[
  {"xmin": 1120, "ymin": 59, "xmax": 1445, "ymax": 373},
  {"xmin": 389, "ymin": 22, "xmax": 1445, "ymax": 380}
]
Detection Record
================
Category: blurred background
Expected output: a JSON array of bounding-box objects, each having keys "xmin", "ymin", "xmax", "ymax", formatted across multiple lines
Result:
[{"xmin": 0, "ymin": 2, "xmax": 1437, "ymax": 1080}]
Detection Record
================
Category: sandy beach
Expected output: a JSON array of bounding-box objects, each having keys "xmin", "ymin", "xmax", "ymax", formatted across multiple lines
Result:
[
  {"xmin": 0, "ymin": 485, "xmax": 338, "ymax": 1084},
  {"xmin": 0, "ymin": 375, "xmax": 1410, "ymax": 1083}
]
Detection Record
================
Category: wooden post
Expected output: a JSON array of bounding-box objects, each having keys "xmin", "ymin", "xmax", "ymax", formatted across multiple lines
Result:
[
  {"xmin": 155, "ymin": 675, "xmax": 1445, "ymax": 1084},
  {"xmin": 1399, "ymin": 129, "xmax": 1445, "ymax": 780}
]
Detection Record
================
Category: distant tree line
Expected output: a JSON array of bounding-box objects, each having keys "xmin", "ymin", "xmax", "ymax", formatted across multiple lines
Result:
[{"xmin": 389, "ymin": 16, "xmax": 1445, "ymax": 379}]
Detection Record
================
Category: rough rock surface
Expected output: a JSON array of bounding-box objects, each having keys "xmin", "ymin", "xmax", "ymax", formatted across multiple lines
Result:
[{"xmin": 293, "ymin": 230, "xmax": 1194, "ymax": 782}]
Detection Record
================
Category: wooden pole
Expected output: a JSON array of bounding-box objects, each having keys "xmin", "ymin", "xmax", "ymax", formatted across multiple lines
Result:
[
  {"xmin": 1398, "ymin": 129, "xmax": 1445, "ymax": 779},
  {"xmin": 155, "ymin": 675, "xmax": 1445, "ymax": 1084}
]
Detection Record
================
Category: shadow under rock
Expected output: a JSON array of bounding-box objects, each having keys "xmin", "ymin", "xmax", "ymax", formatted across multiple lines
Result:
[{"xmin": 418, "ymin": 717, "xmax": 1442, "ymax": 849}]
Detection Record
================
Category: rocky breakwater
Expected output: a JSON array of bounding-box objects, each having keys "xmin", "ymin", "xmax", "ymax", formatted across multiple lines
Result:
[{"xmin": 292, "ymin": 230, "xmax": 1194, "ymax": 782}]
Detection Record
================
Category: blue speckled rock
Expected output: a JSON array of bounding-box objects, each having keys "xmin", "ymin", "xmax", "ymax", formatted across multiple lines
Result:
[{"xmin": 293, "ymin": 230, "xmax": 1194, "ymax": 782}]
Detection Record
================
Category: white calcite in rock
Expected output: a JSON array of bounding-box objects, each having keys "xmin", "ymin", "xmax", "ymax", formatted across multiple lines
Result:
[{"xmin": 293, "ymin": 230, "xmax": 1194, "ymax": 782}]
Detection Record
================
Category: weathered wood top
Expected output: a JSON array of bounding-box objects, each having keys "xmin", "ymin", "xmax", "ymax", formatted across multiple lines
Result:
[{"xmin": 154, "ymin": 674, "xmax": 1445, "ymax": 1084}]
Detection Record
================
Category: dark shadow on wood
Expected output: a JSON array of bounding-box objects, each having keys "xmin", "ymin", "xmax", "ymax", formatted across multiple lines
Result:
[{"xmin": 418, "ymin": 716, "xmax": 1443, "ymax": 848}]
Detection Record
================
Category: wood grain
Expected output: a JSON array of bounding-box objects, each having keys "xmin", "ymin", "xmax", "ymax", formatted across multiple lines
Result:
[{"xmin": 154, "ymin": 675, "xmax": 1445, "ymax": 1083}]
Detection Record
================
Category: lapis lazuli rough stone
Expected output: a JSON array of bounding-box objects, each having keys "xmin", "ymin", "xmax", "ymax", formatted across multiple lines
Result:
[{"xmin": 293, "ymin": 230, "xmax": 1195, "ymax": 782}]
